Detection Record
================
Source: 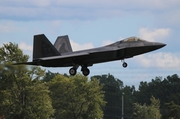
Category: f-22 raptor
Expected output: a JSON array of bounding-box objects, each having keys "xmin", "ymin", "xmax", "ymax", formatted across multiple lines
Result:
[{"xmin": 17, "ymin": 34, "xmax": 166, "ymax": 76}]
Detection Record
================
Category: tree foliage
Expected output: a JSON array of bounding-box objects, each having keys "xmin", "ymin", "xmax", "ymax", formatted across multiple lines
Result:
[
  {"xmin": 0, "ymin": 43, "xmax": 54, "ymax": 119},
  {"xmin": 43, "ymin": 70, "xmax": 59, "ymax": 82},
  {"xmin": 135, "ymin": 75, "xmax": 180, "ymax": 106},
  {"xmin": 165, "ymin": 101, "xmax": 180, "ymax": 119},
  {"xmin": 133, "ymin": 96, "xmax": 161, "ymax": 119},
  {"xmin": 91, "ymin": 74, "xmax": 123, "ymax": 119},
  {"xmin": 49, "ymin": 74, "xmax": 106, "ymax": 119},
  {"xmin": 91, "ymin": 74, "xmax": 136, "ymax": 119},
  {"xmin": 134, "ymin": 74, "xmax": 180, "ymax": 119}
]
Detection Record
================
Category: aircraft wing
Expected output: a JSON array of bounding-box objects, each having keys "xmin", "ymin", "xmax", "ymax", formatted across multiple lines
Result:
[
  {"xmin": 14, "ymin": 47, "xmax": 117, "ymax": 67},
  {"xmin": 41, "ymin": 52, "xmax": 89, "ymax": 60},
  {"xmin": 14, "ymin": 52, "xmax": 90, "ymax": 67}
]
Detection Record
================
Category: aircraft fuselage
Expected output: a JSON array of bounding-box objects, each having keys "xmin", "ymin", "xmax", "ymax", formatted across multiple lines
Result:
[
  {"xmin": 16, "ymin": 35, "xmax": 166, "ymax": 76},
  {"xmin": 38, "ymin": 40, "xmax": 165, "ymax": 67}
]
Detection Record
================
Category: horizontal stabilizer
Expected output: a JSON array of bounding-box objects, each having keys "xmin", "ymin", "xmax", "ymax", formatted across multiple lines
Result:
[{"xmin": 13, "ymin": 61, "xmax": 40, "ymax": 66}]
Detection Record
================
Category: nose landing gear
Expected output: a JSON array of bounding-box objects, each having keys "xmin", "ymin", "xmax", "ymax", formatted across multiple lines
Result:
[
  {"xmin": 122, "ymin": 60, "xmax": 128, "ymax": 68},
  {"xmin": 122, "ymin": 62, "xmax": 128, "ymax": 68}
]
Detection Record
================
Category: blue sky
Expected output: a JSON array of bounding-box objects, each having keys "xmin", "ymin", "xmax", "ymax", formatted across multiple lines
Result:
[{"xmin": 0, "ymin": 0, "xmax": 180, "ymax": 88}]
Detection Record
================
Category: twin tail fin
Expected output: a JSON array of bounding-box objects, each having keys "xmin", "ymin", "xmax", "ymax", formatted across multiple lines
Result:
[
  {"xmin": 33, "ymin": 34, "xmax": 60, "ymax": 60},
  {"xmin": 54, "ymin": 35, "xmax": 73, "ymax": 54},
  {"xmin": 33, "ymin": 34, "xmax": 72, "ymax": 60}
]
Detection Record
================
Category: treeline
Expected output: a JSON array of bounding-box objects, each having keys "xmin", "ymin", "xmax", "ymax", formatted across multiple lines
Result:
[
  {"xmin": 0, "ymin": 43, "xmax": 180, "ymax": 119},
  {"xmin": 91, "ymin": 73, "xmax": 180, "ymax": 119}
]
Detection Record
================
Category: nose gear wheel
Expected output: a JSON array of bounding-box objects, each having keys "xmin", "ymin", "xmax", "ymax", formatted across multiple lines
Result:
[{"xmin": 122, "ymin": 62, "xmax": 127, "ymax": 68}]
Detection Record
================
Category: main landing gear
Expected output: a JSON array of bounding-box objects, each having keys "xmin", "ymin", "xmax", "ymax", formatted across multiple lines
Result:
[
  {"xmin": 69, "ymin": 65, "xmax": 90, "ymax": 76},
  {"xmin": 69, "ymin": 68, "xmax": 77, "ymax": 76},
  {"xmin": 81, "ymin": 66, "xmax": 90, "ymax": 76}
]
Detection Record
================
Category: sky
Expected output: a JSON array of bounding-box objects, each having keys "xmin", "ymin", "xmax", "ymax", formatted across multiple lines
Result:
[{"xmin": 0, "ymin": 0, "xmax": 180, "ymax": 89}]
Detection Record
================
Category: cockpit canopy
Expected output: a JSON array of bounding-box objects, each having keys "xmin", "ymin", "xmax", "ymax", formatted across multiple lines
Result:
[
  {"xmin": 106, "ymin": 36, "xmax": 145, "ymax": 47},
  {"xmin": 122, "ymin": 37, "xmax": 144, "ymax": 42}
]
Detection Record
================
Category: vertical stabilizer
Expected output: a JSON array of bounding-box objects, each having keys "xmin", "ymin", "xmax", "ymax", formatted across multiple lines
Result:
[
  {"xmin": 54, "ymin": 35, "xmax": 73, "ymax": 54},
  {"xmin": 33, "ymin": 34, "xmax": 60, "ymax": 60}
]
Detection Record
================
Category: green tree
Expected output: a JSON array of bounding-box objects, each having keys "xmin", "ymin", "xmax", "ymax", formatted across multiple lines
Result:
[
  {"xmin": 133, "ymin": 103, "xmax": 149, "ymax": 119},
  {"xmin": 43, "ymin": 70, "xmax": 59, "ymax": 82},
  {"xmin": 0, "ymin": 42, "xmax": 54, "ymax": 118},
  {"xmin": 165, "ymin": 101, "xmax": 180, "ymax": 119},
  {"xmin": 135, "ymin": 75, "xmax": 180, "ymax": 106},
  {"xmin": 133, "ymin": 96, "xmax": 161, "ymax": 119},
  {"xmin": 122, "ymin": 85, "xmax": 136, "ymax": 118},
  {"xmin": 91, "ymin": 74, "xmax": 124, "ymax": 119},
  {"xmin": 134, "ymin": 74, "xmax": 180, "ymax": 118},
  {"xmin": 49, "ymin": 74, "xmax": 106, "ymax": 119}
]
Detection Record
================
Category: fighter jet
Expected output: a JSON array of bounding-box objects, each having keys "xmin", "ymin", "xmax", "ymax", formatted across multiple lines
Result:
[{"xmin": 16, "ymin": 34, "xmax": 166, "ymax": 76}]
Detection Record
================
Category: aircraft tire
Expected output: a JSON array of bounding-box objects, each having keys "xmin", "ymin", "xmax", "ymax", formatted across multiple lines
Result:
[
  {"xmin": 69, "ymin": 68, "xmax": 77, "ymax": 75},
  {"xmin": 122, "ymin": 62, "xmax": 128, "ymax": 68},
  {"xmin": 82, "ymin": 68, "xmax": 90, "ymax": 76}
]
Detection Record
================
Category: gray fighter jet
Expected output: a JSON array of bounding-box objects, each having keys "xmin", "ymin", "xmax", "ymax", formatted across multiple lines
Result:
[{"xmin": 16, "ymin": 34, "xmax": 166, "ymax": 76}]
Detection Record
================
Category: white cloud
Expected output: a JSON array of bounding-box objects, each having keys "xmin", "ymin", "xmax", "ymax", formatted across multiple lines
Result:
[
  {"xmin": 70, "ymin": 40, "xmax": 94, "ymax": 51},
  {"xmin": 135, "ymin": 52, "xmax": 180, "ymax": 69},
  {"xmin": 30, "ymin": 0, "xmax": 51, "ymax": 7},
  {"xmin": 19, "ymin": 42, "xmax": 33, "ymax": 51},
  {"xmin": 139, "ymin": 28, "xmax": 170, "ymax": 42},
  {"xmin": 46, "ymin": 0, "xmax": 180, "ymax": 10},
  {"xmin": 1, "ymin": 0, "xmax": 180, "ymax": 22},
  {"xmin": 0, "ymin": 0, "xmax": 51, "ymax": 7}
]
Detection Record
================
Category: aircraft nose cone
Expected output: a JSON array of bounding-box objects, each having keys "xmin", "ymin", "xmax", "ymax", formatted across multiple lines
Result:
[{"xmin": 154, "ymin": 42, "xmax": 166, "ymax": 49}]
